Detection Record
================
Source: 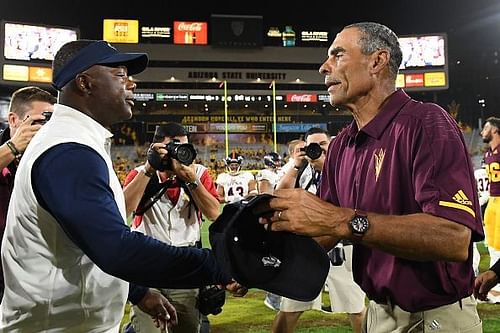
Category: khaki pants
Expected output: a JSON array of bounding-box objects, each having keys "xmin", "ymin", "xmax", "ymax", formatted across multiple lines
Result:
[
  {"xmin": 130, "ymin": 288, "xmax": 200, "ymax": 333},
  {"xmin": 362, "ymin": 295, "xmax": 482, "ymax": 333}
]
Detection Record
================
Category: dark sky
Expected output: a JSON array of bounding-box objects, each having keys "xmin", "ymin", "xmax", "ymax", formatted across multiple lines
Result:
[{"xmin": 1, "ymin": 0, "xmax": 500, "ymax": 122}]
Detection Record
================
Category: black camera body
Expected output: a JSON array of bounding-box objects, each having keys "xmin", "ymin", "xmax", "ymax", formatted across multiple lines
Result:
[
  {"xmin": 147, "ymin": 140, "xmax": 197, "ymax": 172},
  {"xmin": 197, "ymin": 285, "xmax": 226, "ymax": 316},
  {"xmin": 300, "ymin": 142, "xmax": 322, "ymax": 160},
  {"xmin": 33, "ymin": 111, "xmax": 52, "ymax": 125}
]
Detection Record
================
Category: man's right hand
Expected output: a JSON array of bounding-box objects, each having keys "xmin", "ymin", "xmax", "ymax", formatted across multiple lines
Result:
[
  {"xmin": 9, "ymin": 114, "xmax": 45, "ymax": 153},
  {"xmin": 474, "ymin": 270, "xmax": 499, "ymax": 301}
]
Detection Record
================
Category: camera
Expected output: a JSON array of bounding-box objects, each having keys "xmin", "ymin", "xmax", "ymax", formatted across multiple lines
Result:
[
  {"xmin": 197, "ymin": 285, "xmax": 226, "ymax": 316},
  {"xmin": 300, "ymin": 142, "xmax": 323, "ymax": 160},
  {"xmin": 165, "ymin": 140, "xmax": 197, "ymax": 166},
  {"xmin": 33, "ymin": 111, "xmax": 52, "ymax": 125},
  {"xmin": 147, "ymin": 139, "xmax": 197, "ymax": 172}
]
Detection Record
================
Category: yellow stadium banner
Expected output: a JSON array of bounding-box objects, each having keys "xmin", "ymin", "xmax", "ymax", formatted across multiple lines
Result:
[
  {"xmin": 103, "ymin": 19, "xmax": 139, "ymax": 43},
  {"xmin": 29, "ymin": 66, "xmax": 52, "ymax": 83},
  {"xmin": 424, "ymin": 72, "xmax": 446, "ymax": 87},
  {"xmin": 3, "ymin": 64, "xmax": 29, "ymax": 81}
]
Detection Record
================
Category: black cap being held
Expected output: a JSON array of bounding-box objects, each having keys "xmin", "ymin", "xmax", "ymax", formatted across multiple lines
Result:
[{"xmin": 209, "ymin": 194, "xmax": 330, "ymax": 302}]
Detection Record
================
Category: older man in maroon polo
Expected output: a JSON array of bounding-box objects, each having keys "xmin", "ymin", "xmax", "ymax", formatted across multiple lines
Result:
[{"xmin": 259, "ymin": 22, "xmax": 484, "ymax": 332}]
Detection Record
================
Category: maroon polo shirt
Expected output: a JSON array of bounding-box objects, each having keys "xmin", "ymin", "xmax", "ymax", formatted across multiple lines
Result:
[{"xmin": 320, "ymin": 89, "xmax": 484, "ymax": 312}]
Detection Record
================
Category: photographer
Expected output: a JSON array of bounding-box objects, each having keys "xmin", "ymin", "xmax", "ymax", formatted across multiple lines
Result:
[
  {"xmin": 0, "ymin": 86, "xmax": 55, "ymax": 300},
  {"xmin": 273, "ymin": 127, "xmax": 366, "ymax": 333},
  {"xmin": 123, "ymin": 123, "xmax": 221, "ymax": 333}
]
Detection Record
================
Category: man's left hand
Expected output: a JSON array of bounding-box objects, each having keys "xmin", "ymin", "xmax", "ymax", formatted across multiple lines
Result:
[{"xmin": 137, "ymin": 289, "xmax": 178, "ymax": 330}]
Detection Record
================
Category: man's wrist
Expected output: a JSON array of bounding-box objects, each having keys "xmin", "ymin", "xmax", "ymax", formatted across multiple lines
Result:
[
  {"xmin": 6, "ymin": 140, "xmax": 22, "ymax": 162},
  {"xmin": 141, "ymin": 166, "xmax": 155, "ymax": 178}
]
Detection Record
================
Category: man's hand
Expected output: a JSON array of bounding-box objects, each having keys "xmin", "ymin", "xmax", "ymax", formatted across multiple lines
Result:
[
  {"xmin": 254, "ymin": 188, "xmax": 351, "ymax": 238},
  {"xmin": 474, "ymin": 270, "xmax": 499, "ymax": 301},
  {"xmin": 9, "ymin": 114, "xmax": 45, "ymax": 153},
  {"xmin": 170, "ymin": 158, "xmax": 197, "ymax": 183},
  {"xmin": 224, "ymin": 280, "xmax": 248, "ymax": 297},
  {"xmin": 137, "ymin": 289, "xmax": 178, "ymax": 330}
]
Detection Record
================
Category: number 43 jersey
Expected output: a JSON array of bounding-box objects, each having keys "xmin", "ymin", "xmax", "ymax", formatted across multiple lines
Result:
[{"xmin": 216, "ymin": 171, "xmax": 255, "ymax": 203}]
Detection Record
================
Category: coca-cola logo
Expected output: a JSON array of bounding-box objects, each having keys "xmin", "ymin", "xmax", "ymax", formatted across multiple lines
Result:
[
  {"xmin": 177, "ymin": 22, "xmax": 203, "ymax": 32},
  {"xmin": 287, "ymin": 94, "xmax": 317, "ymax": 102}
]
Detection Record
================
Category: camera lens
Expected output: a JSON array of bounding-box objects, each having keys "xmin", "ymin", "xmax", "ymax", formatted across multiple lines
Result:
[
  {"xmin": 175, "ymin": 144, "xmax": 196, "ymax": 165},
  {"xmin": 305, "ymin": 143, "xmax": 322, "ymax": 160}
]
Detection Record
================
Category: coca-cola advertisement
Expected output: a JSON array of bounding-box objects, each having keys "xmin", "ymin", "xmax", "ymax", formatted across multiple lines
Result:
[
  {"xmin": 286, "ymin": 93, "xmax": 318, "ymax": 102},
  {"xmin": 173, "ymin": 21, "xmax": 208, "ymax": 45}
]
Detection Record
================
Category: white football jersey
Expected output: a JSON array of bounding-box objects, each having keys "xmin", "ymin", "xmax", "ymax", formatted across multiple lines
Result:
[
  {"xmin": 474, "ymin": 167, "xmax": 490, "ymax": 207},
  {"xmin": 256, "ymin": 168, "xmax": 285, "ymax": 190},
  {"xmin": 216, "ymin": 171, "xmax": 255, "ymax": 203}
]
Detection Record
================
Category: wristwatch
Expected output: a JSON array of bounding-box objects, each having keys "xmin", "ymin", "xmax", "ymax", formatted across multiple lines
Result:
[
  {"xmin": 185, "ymin": 179, "xmax": 199, "ymax": 191},
  {"xmin": 350, "ymin": 209, "xmax": 369, "ymax": 242}
]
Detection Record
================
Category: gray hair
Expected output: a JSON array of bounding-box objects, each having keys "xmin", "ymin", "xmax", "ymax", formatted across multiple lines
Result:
[{"xmin": 345, "ymin": 22, "xmax": 402, "ymax": 78}]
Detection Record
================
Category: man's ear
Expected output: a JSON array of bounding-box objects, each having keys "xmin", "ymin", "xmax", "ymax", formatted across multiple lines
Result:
[
  {"xmin": 75, "ymin": 73, "xmax": 93, "ymax": 94},
  {"xmin": 7, "ymin": 112, "xmax": 18, "ymax": 128},
  {"xmin": 370, "ymin": 49, "xmax": 390, "ymax": 75}
]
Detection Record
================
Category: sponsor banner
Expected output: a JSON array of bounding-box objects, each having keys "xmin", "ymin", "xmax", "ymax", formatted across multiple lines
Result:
[
  {"xmin": 318, "ymin": 94, "xmax": 330, "ymax": 103},
  {"xmin": 424, "ymin": 72, "xmax": 446, "ymax": 87},
  {"xmin": 300, "ymin": 31, "xmax": 328, "ymax": 42},
  {"xmin": 103, "ymin": 19, "xmax": 139, "ymax": 43},
  {"xmin": 277, "ymin": 123, "xmax": 327, "ymax": 133},
  {"xmin": 156, "ymin": 93, "xmax": 189, "ymax": 102},
  {"xmin": 133, "ymin": 93, "xmax": 155, "ymax": 101},
  {"xmin": 173, "ymin": 21, "xmax": 208, "ymax": 45},
  {"xmin": 3, "ymin": 64, "xmax": 29, "ymax": 81},
  {"xmin": 405, "ymin": 73, "xmax": 424, "ymax": 87},
  {"xmin": 286, "ymin": 93, "xmax": 317, "ymax": 102},
  {"xmin": 209, "ymin": 123, "xmax": 268, "ymax": 133},
  {"xmin": 141, "ymin": 26, "xmax": 171, "ymax": 38}
]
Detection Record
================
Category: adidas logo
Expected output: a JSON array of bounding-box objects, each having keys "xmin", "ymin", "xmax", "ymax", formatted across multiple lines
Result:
[{"xmin": 452, "ymin": 190, "xmax": 472, "ymax": 206}]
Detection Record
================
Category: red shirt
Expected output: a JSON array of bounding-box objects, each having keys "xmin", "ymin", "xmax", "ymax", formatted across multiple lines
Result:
[
  {"xmin": 124, "ymin": 166, "xmax": 219, "ymax": 227},
  {"xmin": 320, "ymin": 89, "xmax": 484, "ymax": 312}
]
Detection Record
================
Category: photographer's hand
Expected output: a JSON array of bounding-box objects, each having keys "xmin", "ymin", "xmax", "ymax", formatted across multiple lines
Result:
[{"xmin": 170, "ymin": 158, "xmax": 197, "ymax": 183}]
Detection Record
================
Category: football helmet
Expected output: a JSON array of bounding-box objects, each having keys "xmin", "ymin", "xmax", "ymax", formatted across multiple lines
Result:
[
  {"xmin": 225, "ymin": 152, "xmax": 244, "ymax": 174},
  {"xmin": 263, "ymin": 152, "xmax": 282, "ymax": 169}
]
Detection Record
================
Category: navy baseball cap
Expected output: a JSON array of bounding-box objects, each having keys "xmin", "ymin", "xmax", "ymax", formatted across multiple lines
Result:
[
  {"xmin": 209, "ymin": 194, "xmax": 330, "ymax": 302},
  {"xmin": 52, "ymin": 40, "xmax": 148, "ymax": 90}
]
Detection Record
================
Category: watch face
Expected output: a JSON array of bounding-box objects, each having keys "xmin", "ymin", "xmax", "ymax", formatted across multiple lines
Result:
[{"xmin": 351, "ymin": 216, "xmax": 369, "ymax": 234}]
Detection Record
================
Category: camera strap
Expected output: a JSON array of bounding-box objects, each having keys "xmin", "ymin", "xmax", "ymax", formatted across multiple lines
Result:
[
  {"xmin": 134, "ymin": 174, "xmax": 201, "ymax": 220},
  {"xmin": 293, "ymin": 163, "xmax": 308, "ymax": 189},
  {"xmin": 134, "ymin": 174, "xmax": 176, "ymax": 216}
]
